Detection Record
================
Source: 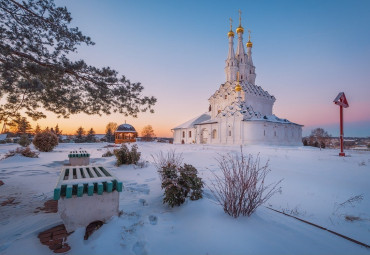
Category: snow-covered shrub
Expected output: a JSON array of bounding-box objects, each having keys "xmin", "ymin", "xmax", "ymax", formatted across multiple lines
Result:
[
  {"xmin": 114, "ymin": 144, "xmax": 141, "ymax": 166},
  {"xmin": 18, "ymin": 134, "xmax": 31, "ymax": 147},
  {"xmin": 210, "ymin": 147, "xmax": 282, "ymax": 218},
  {"xmin": 33, "ymin": 130, "xmax": 58, "ymax": 152},
  {"xmin": 102, "ymin": 150, "xmax": 114, "ymax": 157},
  {"xmin": 154, "ymin": 151, "xmax": 203, "ymax": 207},
  {"xmin": 161, "ymin": 164, "xmax": 188, "ymax": 207},
  {"xmin": 179, "ymin": 164, "xmax": 203, "ymax": 200},
  {"xmin": 4, "ymin": 147, "xmax": 39, "ymax": 159}
]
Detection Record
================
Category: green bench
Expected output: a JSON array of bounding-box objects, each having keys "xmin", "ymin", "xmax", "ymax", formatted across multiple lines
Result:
[{"xmin": 68, "ymin": 150, "xmax": 90, "ymax": 166}]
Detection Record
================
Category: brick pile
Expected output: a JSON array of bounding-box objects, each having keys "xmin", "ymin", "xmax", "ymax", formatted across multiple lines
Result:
[{"xmin": 38, "ymin": 225, "xmax": 71, "ymax": 253}]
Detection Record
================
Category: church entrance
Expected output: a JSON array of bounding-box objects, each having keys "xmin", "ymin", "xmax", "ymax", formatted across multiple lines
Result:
[{"xmin": 200, "ymin": 128, "xmax": 209, "ymax": 144}]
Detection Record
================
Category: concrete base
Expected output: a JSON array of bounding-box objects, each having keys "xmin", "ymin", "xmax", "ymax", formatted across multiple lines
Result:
[
  {"xmin": 58, "ymin": 191, "xmax": 119, "ymax": 233},
  {"xmin": 69, "ymin": 157, "xmax": 89, "ymax": 166}
]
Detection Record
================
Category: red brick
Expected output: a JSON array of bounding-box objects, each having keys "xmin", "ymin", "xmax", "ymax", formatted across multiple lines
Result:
[{"xmin": 53, "ymin": 244, "xmax": 71, "ymax": 253}]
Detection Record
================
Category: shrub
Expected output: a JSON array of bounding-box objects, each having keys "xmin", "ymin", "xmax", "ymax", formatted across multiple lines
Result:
[
  {"xmin": 4, "ymin": 147, "xmax": 39, "ymax": 159},
  {"xmin": 114, "ymin": 144, "xmax": 141, "ymax": 166},
  {"xmin": 154, "ymin": 151, "xmax": 203, "ymax": 207},
  {"xmin": 302, "ymin": 139, "xmax": 308, "ymax": 146},
  {"xmin": 180, "ymin": 164, "xmax": 203, "ymax": 200},
  {"xmin": 209, "ymin": 147, "xmax": 282, "ymax": 218},
  {"xmin": 102, "ymin": 150, "xmax": 114, "ymax": 157},
  {"xmin": 33, "ymin": 130, "xmax": 59, "ymax": 152},
  {"xmin": 19, "ymin": 134, "xmax": 31, "ymax": 147},
  {"xmin": 134, "ymin": 159, "xmax": 149, "ymax": 169}
]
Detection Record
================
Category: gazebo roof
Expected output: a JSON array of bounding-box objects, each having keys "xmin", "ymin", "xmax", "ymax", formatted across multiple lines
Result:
[{"xmin": 115, "ymin": 123, "xmax": 137, "ymax": 133}]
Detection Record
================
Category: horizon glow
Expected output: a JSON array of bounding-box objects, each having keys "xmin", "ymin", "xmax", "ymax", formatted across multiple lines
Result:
[{"xmin": 27, "ymin": 0, "xmax": 370, "ymax": 137}]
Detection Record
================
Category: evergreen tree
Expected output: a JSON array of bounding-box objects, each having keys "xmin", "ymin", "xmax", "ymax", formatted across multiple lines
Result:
[
  {"xmin": 86, "ymin": 128, "xmax": 96, "ymax": 143},
  {"xmin": 75, "ymin": 127, "xmax": 86, "ymax": 143},
  {"xmin": 34, "ymin": 124, "xmax": 42, "ymax": 134},
  {"xmin": 0, "ymin": 0, "xmax": 156, "ymax": 129},
  {"xmin": 12, "ymin": 117, "xmax": 32, "ymax": 134},
  {"xmin": 54, "ymin": 124, "xmax": 62, "ymax": 136},
  {"xmin": 105, "ymin": 122, "xmax": 117, "ymax": 142}
]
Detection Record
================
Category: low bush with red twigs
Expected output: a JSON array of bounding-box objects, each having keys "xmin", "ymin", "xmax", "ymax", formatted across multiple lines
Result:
[{"xmin": 209, "ymin": 147, "xmax": 282, "ymax": 218}]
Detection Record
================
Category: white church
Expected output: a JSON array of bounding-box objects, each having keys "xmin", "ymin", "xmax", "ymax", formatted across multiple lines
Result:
[{"xmin": 173, "ymin": 13, "xmax": 302, "ymax": 146}]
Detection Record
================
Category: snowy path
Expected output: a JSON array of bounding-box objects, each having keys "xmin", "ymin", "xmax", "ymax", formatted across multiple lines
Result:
[{"xmin": 0, "ymin": 142, "xmax": 369, "ymax": 254}]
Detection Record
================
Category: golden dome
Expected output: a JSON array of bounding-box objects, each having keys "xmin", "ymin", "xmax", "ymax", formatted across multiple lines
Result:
[
  {"xmin": 236, "ymin": 26, "xmax": 244, "ymax": 34},
  {"xmin": 228, "ymin": 30, "xmax": 235, "ymax": 37},
  {"xmin": 235, "ymin": 83, "xmax": 242, "ymax": 92},
  {"xmin": 246, "ymin": 40, "xmax": 253, "ymax": 47}
]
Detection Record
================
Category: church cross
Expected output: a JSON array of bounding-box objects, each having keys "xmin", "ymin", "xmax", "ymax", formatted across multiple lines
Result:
[
  {"xmin": 248, "ymin": 29, "xmax": 251, "ymax": 41},
  {"xmin": 238, "ymin": 10, "xmax": 242, "ymax": 26},
  {"xmin": 229, "ymin": 17, "xmax": 233, "ymax": 30}
]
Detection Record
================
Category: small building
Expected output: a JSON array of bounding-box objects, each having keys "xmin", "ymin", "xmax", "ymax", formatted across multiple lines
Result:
[{"xmin": 115, "ymin": 123, "xmax": 137, "ymax": 144}]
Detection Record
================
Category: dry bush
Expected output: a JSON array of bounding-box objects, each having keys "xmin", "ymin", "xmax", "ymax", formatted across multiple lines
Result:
[
  {"xmin": 4, "ymin": 147, "xmax": 39, "ymax": 159},
  {"xmin": 152, "ymin": 150, "xmax": 183, "ymax": 174},
  {"xmin": 209, "ymin": 147, "xmax": 282, "ymax": 218},
  {"xmin": 102, "ymin": 150, "xmax": 114, "ymax": 157},
  {"xmin": 33, "ymin": 130, "xmax": 58, "ymax": 152}
]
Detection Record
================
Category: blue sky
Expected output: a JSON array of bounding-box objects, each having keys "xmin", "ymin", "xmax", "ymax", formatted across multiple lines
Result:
[{"xmin": 49, "ymin": 0, "xmax": 370, "ymax": 137}]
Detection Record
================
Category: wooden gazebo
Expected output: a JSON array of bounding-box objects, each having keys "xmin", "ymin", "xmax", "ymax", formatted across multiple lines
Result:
[{"xmin": 114, "ymin": 123, "xmax": 137, "ymax": 144}]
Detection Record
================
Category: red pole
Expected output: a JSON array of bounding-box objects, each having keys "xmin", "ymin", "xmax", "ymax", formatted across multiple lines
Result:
[{"xmin": 339, "ymin": 105, "xmax": 345, "ymax": 156}]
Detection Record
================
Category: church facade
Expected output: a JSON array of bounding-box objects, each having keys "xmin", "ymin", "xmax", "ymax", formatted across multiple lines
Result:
[{"xmin": 173, "ymin": 14, "xmax": 302, "ymax": 146}]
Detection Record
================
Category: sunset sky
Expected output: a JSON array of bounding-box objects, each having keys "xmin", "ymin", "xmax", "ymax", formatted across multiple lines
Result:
[{"xmin": 33, "ymin": 0, "xmax": 370, "ymax": 137}]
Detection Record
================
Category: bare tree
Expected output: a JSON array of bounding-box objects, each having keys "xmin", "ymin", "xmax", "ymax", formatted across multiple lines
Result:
[
  {"xmin": 141, "ymin": 125, "xmax": 155, "ymax": 142},
  {"xmin": 209, "ymin": 147, "xmax": 282, "ymax": 218},
  {"xmin": 308, "ymin": 128, "xmax": 331, "ymax": 148}
]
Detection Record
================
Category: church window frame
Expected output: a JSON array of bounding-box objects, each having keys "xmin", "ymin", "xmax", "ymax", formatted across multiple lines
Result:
[
  {"xmin": 212, "ymin": 129, "xmax": 217, "ymax": 139},
  {"xmin": 182, "ymin": 131, "xmax": 185, "ymax": 138},
  {"xmin": 229, "ymin": 130, "xmax": 232, "ymax": 136}
]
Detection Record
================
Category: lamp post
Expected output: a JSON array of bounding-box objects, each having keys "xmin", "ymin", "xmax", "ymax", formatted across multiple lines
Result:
[{"xmin": 333, "ymin": 92, "xmax": 349, "ymax": 157}]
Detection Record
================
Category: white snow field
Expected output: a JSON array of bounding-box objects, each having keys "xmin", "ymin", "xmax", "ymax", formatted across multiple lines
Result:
[{"xmin": 0, "ymin": 142, "xmax": 369, "ymax": 255}]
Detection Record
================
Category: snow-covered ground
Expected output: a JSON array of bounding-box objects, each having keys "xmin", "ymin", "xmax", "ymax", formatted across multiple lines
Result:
[{"xmin": 0, "ymin": 142, "xmax": 369, "ymax": 255}]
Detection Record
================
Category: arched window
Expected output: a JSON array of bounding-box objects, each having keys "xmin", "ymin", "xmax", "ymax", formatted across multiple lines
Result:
[
  {"xmin": 250, "ymin": 70, "xmax": 252, "ymax": 74},
  {"xmin": 229, "ymin": 130, "xmax": 232, "ymax": 136},
  {"xmin": 274, "ymin": 131, "xmax": 277, "ymax": 137},
  {"xmin": 182, "ymin": 131, "xmax": 185, "ymax": 138},
  {"xmin": 209, "ymin": 105, "xmax": 212, "ymax": 112},
  {"xmin": 189, "ymin": 131, "xmax": 192, "ymax": 138},
  {"xmin": 225, "ymin": 95, "xmax": 227, "ymax": 99},
  {"xmin": 212, "ymin": 129, "xmax": 217, "ymax": 139},
  {"xmin": 241, "ymin": 75, "xmax": 243, "ymax": 79},
  {"xmin": 241, "ymin": 59, "xmax": 243, "ymax": 63},
  {"xmin": 264, "ymin": 130, "xmax": 266, "ymax": 136}
]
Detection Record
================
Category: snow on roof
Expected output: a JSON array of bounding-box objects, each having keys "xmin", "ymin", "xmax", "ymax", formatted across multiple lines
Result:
[
  {"xmin": 116, "ymin": 123, "xmax": 137, "ymax": 132},
  {"xmin": 247, "ymin": 114, "xmax": 303, "ymax": 126},
  {"xmin": 172, "ymin": 112, "xmax": 211, "ymax": 129}
]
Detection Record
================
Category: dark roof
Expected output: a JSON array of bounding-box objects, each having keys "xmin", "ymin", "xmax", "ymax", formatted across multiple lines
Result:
[{"xmin": 115, "ymin": 123, "xmax": 137, "ymax": 132}]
